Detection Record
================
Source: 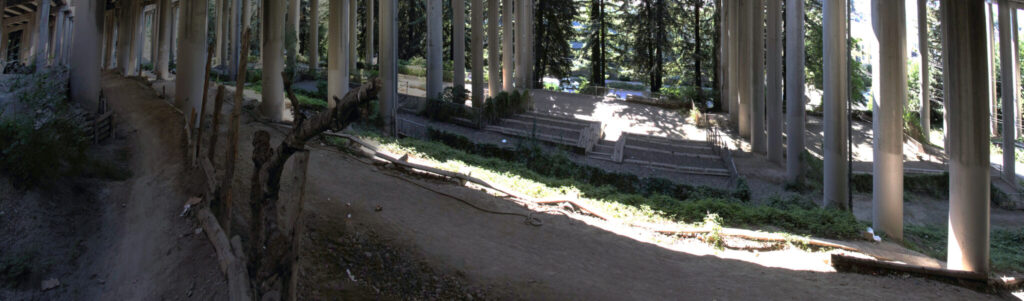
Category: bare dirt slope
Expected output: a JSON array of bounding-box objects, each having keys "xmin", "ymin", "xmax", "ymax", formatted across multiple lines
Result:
[{"xmin": 84, "ymin": 73, "xmax": 225, "ymax": 300}]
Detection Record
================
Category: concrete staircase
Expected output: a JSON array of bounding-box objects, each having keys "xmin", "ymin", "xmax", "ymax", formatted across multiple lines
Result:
[{"xmin": 485, "ymin": 112, "xmax": 604, "ymax": 152}]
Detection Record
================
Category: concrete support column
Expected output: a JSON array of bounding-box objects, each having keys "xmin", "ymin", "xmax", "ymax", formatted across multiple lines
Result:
[
  {"xmin": 471, "ymin": 0, "xmax": 484, "ymax": 104},
  {"xmin": 260, "ymin": 0, "xmax": 286, "ymax": 120},
  {"xmin": 785, "ymin": 0, "xmax": 805, "ymax": 183},
  {"xmin": 823, "ymin": 0, "xmax": 849, "ymax": 210},
  {"xmin": 309, "ymin": 0, "xmax": 320, "ymax": 69},
  {"xmin": 0, "ymin": 0, "xmax": 6, "ymax": 68},
  {"xmin": 766, "ymin": 0, "xmax": 782, "ymax": 163},
  {"xmin": 943, "ymin": 0, "xmax": 991, "ymax": 274},
  {"xmin": 366, "ymin": 0, "xmax": 375, "ymax": 66},
  {"xmin": 128, "ymin": 1, "xmax": 144, "ymax": 75},
  {"xmin": 286, "ymin": 0, "xmax": 300, "ymax": 76},
  {"xmin": 870, "ymin": 0, "xmax": 906, "ymax": 241},
  {"xmin": 719, "ymin": 0, "xmax": 729, "ymax": 114},
  {"xmin": 999, "ymin": 0, "xmax": 1017, "ymax": 186},
  {"xmin": 116, "ymin": 4, "xmax": 130, "ymax": 73},
  {"xmin": 736, "ymin": 0, "xmax": 751, "ymax": 138},
  {"xmin": 171, "ymin": 3, "xmax": 178, "ymax": 65},
  {"xmin": 513, "ymin": 0, "xmax": 522, "ymax": 88},
  {"xmin": 523, "ymin": 0, "xmax": 533, "ymax": 87},
  {"xmin": 987, "ymin": 2, "xmax": 998, "ymax": 137},
  {"xmin": 426, "ymin": 0, "xmax": 443, "ymax": 100},
  {"xmin": 229, "ymin": 0, "xmax": 240, "ymax": 80},
  {"xmin": 379, "ymin": 0, "xmax": 397, "ymax": 135},
  {"xmin": 71, "ymin": 0, "xmax": 102, "ymax": 111},
  {"xmin": 175, "ymin": 0, "xmax": 208, "ymax": 116},
  {"xmin": 103, "ymin": 12, "xmax": 113, "ymax": 69},
  {"xmin": 488, "ymin": 0, "xmax": 499, "ymax": 95},
  {"xmin": 34, "ymin": 0, "xmax": 50, "ymax": 68},
  {"xmin": 501, "ymin": 0, "xmax": 512, "ymax": 91},
  {"xmin": 751, "ymin": 0, "xmax": 766, "ymax": 153},
  {"xmin": 53, "ymin": 10, "xmax": 64, "ymax": 64},
  {"xmin": 453, "ymin": 0, "xmax": 465, "ymax": 92},
  {"xmin": 215, "ymin": 0, "xmax": 224, "ymax": 64},
  {"xmin": 328, "ymin": 0, "xmax": 350, "ymax": 108},
  {"xmin": 727, "ymin": 0, "xmax": 739, "ymax": 130},
  {"xmin": 156, "ymin": 0, "xmax": 172, "ymax": 79},
  {"xmin": 150, "ymin": 9, "xmax": 159, "ymax": 67},
  {"xmin": 349, "ymin": 0, "xmax": 358, "ymax": 79},
  {"xmin": 918, "ymin": 0, "xmax": 930, "ymax": 144}
]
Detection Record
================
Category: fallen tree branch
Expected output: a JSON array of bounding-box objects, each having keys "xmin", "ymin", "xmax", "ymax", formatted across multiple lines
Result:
[{"xmin": 197, "ymin": 208, "xmax": 253, "ymax": 301}]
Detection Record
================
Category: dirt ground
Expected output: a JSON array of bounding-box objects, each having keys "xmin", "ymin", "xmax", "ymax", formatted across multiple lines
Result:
[
  {"xmin": 6, "ymin": 72, "xmax": 1014, "ymax": 300},
  {"xmin": 0, "ymin": 73, "xmax": 227, "ymax": 300}
]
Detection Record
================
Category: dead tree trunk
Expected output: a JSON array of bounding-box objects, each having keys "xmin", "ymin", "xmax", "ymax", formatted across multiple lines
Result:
[{"xmin": 248, "ymin": 77, "xmax": 382, "ymax": 299}]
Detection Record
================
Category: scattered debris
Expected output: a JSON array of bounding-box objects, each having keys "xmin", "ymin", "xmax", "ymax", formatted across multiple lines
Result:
[
  {"xmin": 41, "ymin": 278, "xmax": 60, "ymax": 291},
  {"xmin": 180, "ymin": 196, "xmax": 203, "ymax": 216},
  {"xmin": 195, "ymin": 228, "xmax": 203, "ymax": 235},
  {"xmin": 374, "ymin": 205, "xmax": 383, "ymax": 212},
  {"xmin": 346, "ymin": 269, "xmax": 358, "ymax": 282}
]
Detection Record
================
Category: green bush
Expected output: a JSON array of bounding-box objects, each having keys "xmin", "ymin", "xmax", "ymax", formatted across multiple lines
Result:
[
  {"xmin": 0, "ymin": 68, "xmax": 89, "ymax": 187},
  {"xmin": 424, "ymin": 87, "xmax": 470, "ymax": 122}
]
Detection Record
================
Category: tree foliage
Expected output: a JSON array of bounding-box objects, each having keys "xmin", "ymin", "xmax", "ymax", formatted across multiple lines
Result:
[{"xmin": 533, "ymin": 0, "xmax": 577, "ymax": 88}]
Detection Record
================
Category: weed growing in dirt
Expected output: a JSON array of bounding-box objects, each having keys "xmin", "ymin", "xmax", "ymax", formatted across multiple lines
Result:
[
  {"xmin": 339, "ymin": 129, "xmax": 863, "ymax": 239},
  {"xmin": 703, "ymin": 213, "xmax": 725, "ymax": 250}
]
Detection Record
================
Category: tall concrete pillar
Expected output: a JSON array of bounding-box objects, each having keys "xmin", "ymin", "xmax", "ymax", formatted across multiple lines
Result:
[
  {"xmin": 750, "ymin": 0, "xmax": 766, "ymax": 153},
  {"xmin": 286, "ymin": 0, "xmax": 300, "ymax": 75},
  {"xmin": 348, "ymin": 0, "xmax": 357, "ymax": 77},
  {"xmin": 156, "ymin": 0, "xmax": 172, "ymax": 79},
  {"xmin": 366, "ymin": 0, "xmax": 375, "ymax": 66},
  {"xmin": 175, "ymin": 0, "xmax": 208, "ymax": 116},
  {"xmin": 736, "ymin": 0, "xmax": 751, "ymax": 138},
  {"xmin": 170, "ymin": 3, "xmax": 178, "ymax": 65},
  {"xmin": 987, "ymin": 2, "xmax": 997, "ymax": 137},
  {"xmin": 471, "ymin": 0, "xmax": 484, "ymax": 105},
  {"xmin": 53, "ymin": 10, "xmax": 64, "ymax": 64},
  {"xmin": 103, "ymin": 12, "xmax": 113, "ymax": 69},
  {"xmin": 426, "ymin": 0, "xmax": 443, "ymax": 100},
  {"xmin": 453, "ymin": 0, "xmax": 465, "ymax": 92},
  {"xmin": 215, "ymin": 0, "xmax": 224, "ymax": 64},
  {"xmin": 128, "ymin": 1, "xmax": 144, "ymax": 75},
  {"xmin": 150, "ymin": 9, "xmax": 159, "ymax": 67},
  {"xmin": 229, "ymin": 0, "xmax": 240, "ymax": 80},
  {"xmin": 513, "ymin": 0, "xmax": 522, "ymax": 88},
  {"xmin": 823, "ymin": 0, "xmax": 849, "ymax": 210},
  {"xmin": 501, "ymin": 0, "xmax": 512, "ymax": 91},
  {"xmin": 260, "ymin": 0, "xmax": 286, "ymax": 120},
  {"xmin": 328, "ymin": 0, "xmax": 350, "ymax": 108},
  {"xmin": 719, "ymin": 0, "xmax": 729, "ymax": 114},
  {"xmin": 0, "ymin": 0, "xmax": 6, "ymax": 69},
  {"xmin": 785, "ymin": 0, "xmax": 805, "ymax": 183},
  {"xmin": 116, "ymin": 4, "xmax": 131, "ymax": 73},
  {"xmin": 766, "ymin": 0, "xmax": 782, "ymax": 163},
  {"xmin": 918, "ymin": 0, "xmax": 930, "ymax": 144},
  {"xmin": 999, "ymin": 0, "xmax": 1017, "ymax": 187},
  {"xmin": 34, "ymin": 0, "xmax": 50, "ymax": 68},
  {"xmin": 309, "ymin": 0, "xmax": 320, "ymax": 69},
  {"xmin": 380, "ymin": 0, "xmax": 397, "ymax": 135},
  {"xmin": 71, "ymin": 0, "xmax": 102, "ymax": 111},
  {"xmin": 728, "ymin": 0, "xmax": 739, "ymax": 130},
  {"xmin": 942, "ymin": 0, "xmax": 990, "ymax": 274},
  {"xmin": 523, "ymin": 0, "xmax": 533, "ymax": 87},
  {"xmin": 488, "ymin": 0, "xmax": 499, "ymax": 95},
  {"xmin": 871, "ymin": 0, "xmax": 906, "ymax": 241}
]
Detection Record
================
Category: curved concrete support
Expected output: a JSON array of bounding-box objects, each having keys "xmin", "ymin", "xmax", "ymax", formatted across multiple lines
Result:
[
  {"xmin": 785, "ymin": 0, "xmax": 805, "ymax": 183},
  {"xmin": 766, "ymin": 0, "xmax": 782, "ymax": 163},
  {"xmin": 157, "ymin": 0, "xmax": 173, "ymax": 79},
  {"xmin": 823, "ymin": 0, "xmax": 849, "ymax": 210},
  {"xmin": 870, "ymin": 0, "xmax": 906, "ymax": 241},
  {"xmin": 426, "ymin": 0, "xmax": 443, "ymax": 100},
  {"xmin": 999, "ymin": 0, "xmax": 1017, "ymax": 186},
  {"xmin": 471, "ymin": 0, "xmax": 484, "ymax": 105},
  {"xmin": 71, "ymin": 0, "xmax": 103, "ymax": 111},
  {"xmin": 175, "ymin": 0, "xmax": 208, "ymax": 116},
  {"xmin": 502, "ymin": 0, "xmax": 513, "ymax": 92},
  {"xmin": 487, "ymin": 0, "xmax": 499, "ymax": 96},
  {"xmin": 452, "ymin": 0, "xmax": 465, "ymax": 92},
  {"xmin": 750, "ymin": 0, "xmax": 765, "ymax": 153},
  {"xmin": 328, "ymin": 0, "xmax": 350, "ymax": 109},
  {"xmin": 942, "ymin": 0, "xmax": 990, "ymax": 274},
  {"xmin": 260, "ymin": 0, "xmax": 286, "ymax": 121}
]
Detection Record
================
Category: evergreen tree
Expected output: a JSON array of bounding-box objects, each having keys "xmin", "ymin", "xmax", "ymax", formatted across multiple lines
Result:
[
  {"xmin": 533, "ymin": 0, "xmax": 576, "ymax": 88},
  {"xmin": 628, "ymin": 0, "xmax": 672, "ymax": 93},
  {"xmin": 583, "ymin": 0, "xmax": 608, "ymax": 87}
]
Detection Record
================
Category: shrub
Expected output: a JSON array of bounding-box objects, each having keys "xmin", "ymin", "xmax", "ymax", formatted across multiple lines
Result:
[{"xmin": 0, "ymin": 68, "xmax": 89, "ymax": 187}]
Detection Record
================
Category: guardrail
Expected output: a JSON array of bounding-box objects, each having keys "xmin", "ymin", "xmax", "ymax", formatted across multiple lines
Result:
[{"xmin": 704, "ymin": 115, "xmax": 738, "ymax": 182}]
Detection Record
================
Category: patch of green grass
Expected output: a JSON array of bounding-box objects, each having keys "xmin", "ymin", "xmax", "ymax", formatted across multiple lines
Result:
[
  {"xmin": 905, "ymin": 225, "xmax": 1024, "ymax": 273},
  {"xmin": 336, "ymin": 128, "xmax": 863, "ymax": 239}
]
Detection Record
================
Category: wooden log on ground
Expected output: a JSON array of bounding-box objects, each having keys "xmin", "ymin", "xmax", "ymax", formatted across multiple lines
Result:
[{"xmin": 197, "ymin": 207, "xmax": 253, "ymax": 301}]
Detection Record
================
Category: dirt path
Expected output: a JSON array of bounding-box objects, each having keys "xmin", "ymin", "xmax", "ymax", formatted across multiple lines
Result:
[{"xmin": 79, "ymin": 73, "xmax": 226, "ymax": 300}]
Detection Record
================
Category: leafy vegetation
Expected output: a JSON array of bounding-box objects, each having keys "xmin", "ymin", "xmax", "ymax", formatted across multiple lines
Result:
[{"xmin": 905, "ymin": 225, "xmax": 1024, "ymax": 273}]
